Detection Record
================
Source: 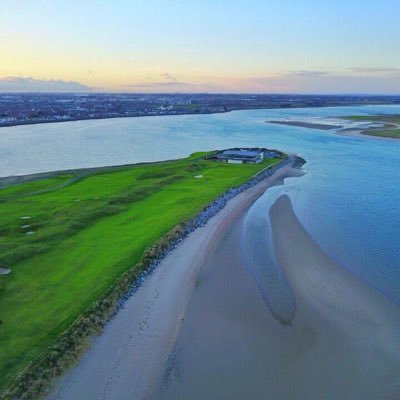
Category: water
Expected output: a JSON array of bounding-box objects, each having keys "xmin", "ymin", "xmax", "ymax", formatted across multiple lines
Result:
[
  {"xmin": 1, "ymin": 105, "xmax": 399, "ymax": 305},
  {"xmin": 155, "ymin": 200, "xmax": 400, "ymax": 400},
  {"xmin": 241, "ymin": 177, "xmax": 298, "ymax": 325}
]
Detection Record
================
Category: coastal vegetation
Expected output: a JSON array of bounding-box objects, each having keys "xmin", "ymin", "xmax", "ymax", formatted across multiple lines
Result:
[
  {"xmin": 343, "ymin": 114, "xmax": 400, "ymax": 138},
  {"xmin": 0, "ymin": 152, "xmax": 283, "ymax": 398},
  {"xmin": 266, "ymin": 114, "xmax": 400, "ymax": 139}
]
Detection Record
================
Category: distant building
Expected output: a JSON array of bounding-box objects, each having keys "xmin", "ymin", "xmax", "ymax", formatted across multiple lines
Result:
[
  {"xmin": 210, "ymin": 147, "xmax": 280, "ymax": 164},
  {"xmin": 0, "ymin": 117, "xmax": 16, "ymax": 123},
  {"xmin": 217, "ymin": 148, "xmax": 264, "ymax": 164}
]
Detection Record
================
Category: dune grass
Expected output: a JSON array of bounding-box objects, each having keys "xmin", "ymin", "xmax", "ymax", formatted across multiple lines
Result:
[{"xmin": 0, "ymin": 152, "xmax": 281, "ymax": 395}]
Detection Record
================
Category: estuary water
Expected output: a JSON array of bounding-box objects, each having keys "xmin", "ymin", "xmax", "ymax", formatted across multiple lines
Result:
[{"xmin": 1, "ymin": 105, "xmax": 399, "ymax": 306}]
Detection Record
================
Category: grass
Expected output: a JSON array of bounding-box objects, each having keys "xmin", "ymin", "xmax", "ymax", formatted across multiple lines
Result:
[
  {"xmin": 0, "ymin": 175, "xmax": 75, "ymax": 199},
  {"xmin": 342, "ymin": 115, "xmax": 400, "ymax": 139},
  {"xmin": 344, "ymin": 115, "xmax": 400, "ymax": 123},
  {"xmin": 0, "ymin": 152, "xmax": 281, "ymax": 395},
  {"xmin": 361, "ymin": 128, "xmax": 400, "ymax": 138}
]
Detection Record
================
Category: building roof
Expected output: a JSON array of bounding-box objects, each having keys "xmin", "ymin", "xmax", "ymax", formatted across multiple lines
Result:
[{"xmin": 221, "ymin": 149, "xmax": 261, "ymax": 159}]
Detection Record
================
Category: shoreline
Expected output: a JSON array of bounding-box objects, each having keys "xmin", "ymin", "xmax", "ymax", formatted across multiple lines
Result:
[
  {"xmin": 266, "ymin": 118, "xmax": 400, "ymax": 141},
  {"xmin": 2, "ymin": 155, "xmax": 299, "ymax": 400},
  {"xmin": 44, "ymin": 157, "xmax": 299, "ymax": 400},
  {"xmin": 335, "ymin": 128, "xmax": 400, "ymax": 141},
  {"xmin": 1, "ymin": 102, "xmax": 398, "ymax": 130},
  {"xmin": 267, "ymin": 120, "xmax": 339, "ymax": 130},
  {"xmin": 0, "ymin": 156, "xmax": 192, "ymax": 187},
  {"xmin": 151, "ymin": 193, "xmax": 400, "ymax": 399},
  {"xmin": 269, "ymin": 195, "xmax": 400, "ymax": 398},
  {"xmin": 0, "ymin": 109, "xmax": 231, "ymax": 129}
]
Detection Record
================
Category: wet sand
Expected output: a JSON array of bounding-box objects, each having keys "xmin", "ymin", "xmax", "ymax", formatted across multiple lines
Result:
[
  {"xmin": 45, "ymin": 161, "xmax": 295, "ymax": 400},
  {"xmin": 156, "ymin": 195, "xmax": 400, "ymax": 400},
  {"xmin": 267, "ymin": 120, "xmax": 340, "ymax": 130},
  {"xmin": 336, "ymin": 128, "xmax": 400, "ymax": 141},
  {"xmin": 266, "ymin": 118, "xmax": 400, "ymax": 141}
]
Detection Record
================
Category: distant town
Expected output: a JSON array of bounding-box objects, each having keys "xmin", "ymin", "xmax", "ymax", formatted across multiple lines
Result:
[{"xmin": 1, "ymin": 93, "xmax": 400, "ymax": 128}]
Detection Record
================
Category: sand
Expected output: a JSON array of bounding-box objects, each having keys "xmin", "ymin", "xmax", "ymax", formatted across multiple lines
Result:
[
  {"xmin": 335, "ymin": 128, "xmax": 400, "ymax": 141},
  {"xmin": 46, "ymin": 161, "xmax": 400, "ymax": 400},
  {"xmin": 266, "ymin": 118, "xmax": 400, "ymax": 141},
  {"xmin": 270, "ymin": 195, "xmax": 400, "ymax": 399},
  {"xmin": 267, "ymin": 120, "xmax": 340, "ymax": 130},
  {"xmin": 45, "ymin": 160, "xmax": 295, "ymax": 400},
  {"xmin": 154, "ymin": 194, "xmax": 400, "ymax": 400}
]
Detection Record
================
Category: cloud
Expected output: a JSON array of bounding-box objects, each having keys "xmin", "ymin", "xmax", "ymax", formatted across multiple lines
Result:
[
  {"xmin": 103, "ymin": 69, "xmax": 400, "ymax": 94},
  {"xmin": 288, "ymin": 70, "xmax": 329, "ymax": 77},
  {"xmin": 216, "ymin": 72, "xmax": 400, "ymax": 94},
  {"xmin": 127, "ymin": 81, "xmax": 192, "ymax": 89},
  {"xmin": 124, "ymin": 78, "xmax": 225, "ymax": 93},
  {"xmin": 348, "ymin": 67, "xmax": 400, "ymax": 74},
  {"xmin": 160, "ymin": 72, "xmax": 177, "ymax": 82},
  {"xmin": 0, "ymin": 76, "xmax": 92, "ymax": 92}
]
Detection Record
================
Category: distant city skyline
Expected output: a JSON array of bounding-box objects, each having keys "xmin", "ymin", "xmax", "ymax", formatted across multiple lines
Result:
[{"xmin": 1, "ymin": 0, "xmax": 400, "ymax": 93}]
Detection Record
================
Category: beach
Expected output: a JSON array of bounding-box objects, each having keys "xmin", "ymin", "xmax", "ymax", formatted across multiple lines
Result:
[
  {"xmin": 45, "ymin": 160, "xmax": 400, "ymax": 399},
  {"xmin": 28, "ymin": 104, "xmax": 399, "ymax": 399},
  {"xmin": 40, "ymin": 154, "xmax": 400, "ymax": 400},
  {"xmin": 36, "ymin": 155, "xmax": 400, "ymax": 399},
  {"xmin": 270, "ymin": 195, "xmax": 400, "ymax": 398},
  {"xmin": 45, "ymin": 158, "xmax": 295, "ymax": 400},
  {"xmin": 154, "ymin": 194, "xmax": 400, "ymax": 400}
]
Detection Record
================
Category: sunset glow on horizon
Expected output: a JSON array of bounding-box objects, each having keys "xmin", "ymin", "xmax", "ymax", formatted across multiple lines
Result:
[{"xmin": 1, "ymin": 0, "xmax": 400, "ymax": 93}]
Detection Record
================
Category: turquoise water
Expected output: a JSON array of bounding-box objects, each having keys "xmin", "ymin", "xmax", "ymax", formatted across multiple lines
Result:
[{"xmin": 1, "ymin": 105, "xmax": 399, "ymax": 303}]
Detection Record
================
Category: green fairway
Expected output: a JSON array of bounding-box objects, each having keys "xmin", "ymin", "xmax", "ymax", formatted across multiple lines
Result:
[{"xmin": 0, "ymin": 153, "xmax": 281, "ymax": 394}]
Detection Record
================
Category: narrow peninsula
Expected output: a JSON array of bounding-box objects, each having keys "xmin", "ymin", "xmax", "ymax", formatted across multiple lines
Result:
[{"xmin": 0, "ymin": 148, "xmax": 302, "ymax": 400}]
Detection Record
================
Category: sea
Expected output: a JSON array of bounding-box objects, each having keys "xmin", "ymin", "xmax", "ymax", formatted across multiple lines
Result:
[{"xmin": 1, "ymin": 104, "xmax": 399, "ymax": 305}]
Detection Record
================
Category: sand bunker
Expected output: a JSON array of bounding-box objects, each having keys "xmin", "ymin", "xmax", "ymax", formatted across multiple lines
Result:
[
  {"xmin": 194, "ymin": 175, "xmax": 203, "ymax": 179},
  {"xmin": 0, "ymin": 267, "xmax": 11, "ymax": 275}
]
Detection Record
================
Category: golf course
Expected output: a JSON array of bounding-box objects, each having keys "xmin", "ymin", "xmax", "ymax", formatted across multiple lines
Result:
[{"xmin": 0, "ymin": 152, "xmax": 283, "ymax": 397}]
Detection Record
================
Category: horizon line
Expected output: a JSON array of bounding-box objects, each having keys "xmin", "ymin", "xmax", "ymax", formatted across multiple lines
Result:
[{"xmin": 1, "ymin": 92, "xmax": 400, "ymax": 96}]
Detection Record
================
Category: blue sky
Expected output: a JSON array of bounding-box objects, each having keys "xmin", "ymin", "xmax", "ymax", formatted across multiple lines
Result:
[{"xmin": 1, "ymin": 0, "xmax": 400, "ymax": 93}]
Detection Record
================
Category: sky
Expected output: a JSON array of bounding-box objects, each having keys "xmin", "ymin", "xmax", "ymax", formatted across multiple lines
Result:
[{"xmin": 1, "ymin": 0, "xmax": 400, "ymax": 93}]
